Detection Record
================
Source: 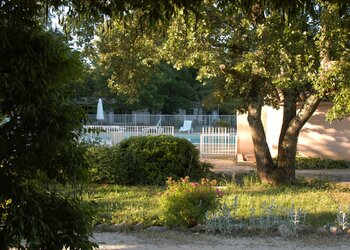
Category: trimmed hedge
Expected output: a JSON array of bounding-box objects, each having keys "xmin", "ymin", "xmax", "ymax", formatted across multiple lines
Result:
[
  {"xmin": 295, "ymin": 156, "xmax": 350, "ymax": 170},
  {"xmin": 86, "ymin": 136, "xmax": 211, "ymax": 185}
]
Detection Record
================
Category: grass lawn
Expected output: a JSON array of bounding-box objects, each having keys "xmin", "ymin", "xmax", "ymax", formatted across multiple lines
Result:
[
  {"xmin": 83, "ymin": 176, "xmax": 350, "ymax": 228},
  {"xmin": 84, "ymin": 185, "xmax": 165, "ymax": 226}
]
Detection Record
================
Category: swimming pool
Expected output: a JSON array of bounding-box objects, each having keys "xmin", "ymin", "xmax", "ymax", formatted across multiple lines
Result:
[{"xmin": 175, "ymin": 133, "xmax": 201, "ymax": 144}]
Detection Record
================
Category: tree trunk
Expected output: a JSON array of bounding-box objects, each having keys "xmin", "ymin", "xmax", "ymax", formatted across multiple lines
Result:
[
  {"xmin": 247, "ymin": 96, "xmax": 275, "ymax": 184},
  {"xmin": 276, "ymin": 93, "xmax": 322, "ymax": 184},
  {"xmin": 247, "ymin": 88, "xmax": 322, "ymax": 185},
  {"xmin": 276, "ymin": 90, "xmax": 298, "ymax": 184}
]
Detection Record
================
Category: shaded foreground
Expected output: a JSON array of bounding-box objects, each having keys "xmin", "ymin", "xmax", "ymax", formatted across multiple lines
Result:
[{"xmin": 93, "ymin": 231, "xmax": 350, "ymax": 250}]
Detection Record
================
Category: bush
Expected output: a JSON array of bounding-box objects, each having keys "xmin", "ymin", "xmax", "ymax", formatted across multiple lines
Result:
[
  {"xmin": 159, "ymin": 176, "xmax": 223, "ymax": 228},
  {"xmin": 1, "ymin": 181, "xmax": 96, "ymax": 249},
  {"xmin": 295, "ymin": 156, "xmax": 350, "ymax": 170},
  {"xmin": 213, "ymin": 120, "xmax": 231, "ymax": 128},
  {"xmin": 86, "ymin": 145, "xmax": 126, "ymax": 184},
  {"xmin": 86, "ymin": 136, "xmax": 212, "ymax": 185}
]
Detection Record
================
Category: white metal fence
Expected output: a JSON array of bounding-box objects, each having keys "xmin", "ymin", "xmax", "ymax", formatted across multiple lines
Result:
[
  {"xmin": 200, "ymin": 127, "xmax": 237, "ymax": 156},
  {"xmin": 83, "ymin": 125, "xmax": 174, "ymax": 145},
  {"xmin": 87, "ymin": 113, "xmax": 236, "ymax": 132},
  {"xmin": 83, "ymin": 125, "xmax": 237, "ymax": 157}
]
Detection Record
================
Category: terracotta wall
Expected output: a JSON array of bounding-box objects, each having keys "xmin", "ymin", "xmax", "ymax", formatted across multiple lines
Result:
[{"xmin": 237, "ymin": 102, "xmax": 350, "ymax": 160}]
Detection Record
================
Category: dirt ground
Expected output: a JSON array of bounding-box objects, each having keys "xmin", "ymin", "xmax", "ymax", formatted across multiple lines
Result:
[
  {"xmin": 93, "ymin": 231, "xmax": 350, "ymax": 250},
  {"xmin": 202, "ymin": 158, "xmax": 350, "ymax": 182}
]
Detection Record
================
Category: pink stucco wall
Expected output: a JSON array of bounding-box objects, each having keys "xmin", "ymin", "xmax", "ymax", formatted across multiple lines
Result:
[
  {"xmin": 298, "ymin": 102, "xmax": 350, "ymax": 160},
  {"xmin": 236, "ymin": 113, "xmax": 255, "ymax": 156},
  {"xmin": 237, "ymin": 102, "xmax": 350, "ymax": 160}
]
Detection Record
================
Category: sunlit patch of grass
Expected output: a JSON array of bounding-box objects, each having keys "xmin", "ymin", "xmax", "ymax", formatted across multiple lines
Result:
[
  {"xmin": 83, "ymin": 184, "xmax": 164, "ymax": 226},
  {"xmin": 79, "ymin": 178, "xmax": 350, "ymax": 228}
]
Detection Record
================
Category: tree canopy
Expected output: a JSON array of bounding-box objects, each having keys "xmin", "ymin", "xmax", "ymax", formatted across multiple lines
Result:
[
  {"xmin": 158, "ymin": 1, "xmax": 350, "ymax": 184},
  {"xmin": 60, "ymin": 0, "xmax": 350, "ymax": 184}
]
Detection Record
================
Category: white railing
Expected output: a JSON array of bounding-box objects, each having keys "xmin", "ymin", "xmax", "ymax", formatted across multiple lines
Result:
[
  {"xmin": 83, "ymin": 125, "xmax": 174, "ymax": 145},
  {"xmin": 82, "ymin": 125, "xmax": 237, "ymax": 157},
  {"xmin": 87, "ymin": 113, "xmax": 236, "ymax": 132},
  {"xmin": 200, "ymin": 127, "xmax": 237, "ymax": 156}
]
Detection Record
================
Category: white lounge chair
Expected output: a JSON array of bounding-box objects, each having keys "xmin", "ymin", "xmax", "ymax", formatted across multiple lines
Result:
[
  {"xmin": 142, "ymin": 119, "xmax": 163, "ymax": 134},
  {"xmin": 179, "ymin": 120, "xmax": 192, "ymax": 133}
]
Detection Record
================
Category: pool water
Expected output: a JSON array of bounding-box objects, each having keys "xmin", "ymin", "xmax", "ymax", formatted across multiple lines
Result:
[{"xmin": 175, "ymin": 133, "xmax": 201, "ymax": 144}]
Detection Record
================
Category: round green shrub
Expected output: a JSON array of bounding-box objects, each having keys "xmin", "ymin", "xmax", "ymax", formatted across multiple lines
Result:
[
  {"xmin": 86, "ymin": 145, "xmax": 127, "ymax": 184},
  {"xmin": 159, "ymin": 176, "xmax": 222, "ymax": 228},
  {"xmin": 87, "ymin": 136, "xmax": 211, "ymax": 185},
  {"xmin": 116, "ymin": 135, "xmax": 211, "ymax": 185}
]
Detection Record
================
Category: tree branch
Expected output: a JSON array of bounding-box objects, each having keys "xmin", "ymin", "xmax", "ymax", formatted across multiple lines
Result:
[
  {"xmin": 219, "ymin": 64, "xmax": 243, "ymax": 79},
  {"xmin": 288, "ymin": 93, "xmax": 322, "ymax": 135}
]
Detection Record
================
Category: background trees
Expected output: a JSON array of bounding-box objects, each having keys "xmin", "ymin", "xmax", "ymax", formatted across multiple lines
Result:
[{"xmin": 81, "ymin": 19, "xmax": 216, "ymax": 114}]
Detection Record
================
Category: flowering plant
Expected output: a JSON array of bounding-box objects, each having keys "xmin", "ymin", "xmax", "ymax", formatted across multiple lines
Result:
[{"xmin": 159, "ymin": 176, "xmax": 223, "ymax": 228}]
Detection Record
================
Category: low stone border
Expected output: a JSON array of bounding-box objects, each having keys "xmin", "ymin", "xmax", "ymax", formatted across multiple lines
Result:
[{"xmin": 94, "ymin": 223, "xmax": 350, "ymax": 238}]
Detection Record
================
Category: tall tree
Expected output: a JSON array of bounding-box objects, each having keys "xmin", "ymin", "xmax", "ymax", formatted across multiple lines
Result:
[
  {"xmin": 161, "ymin": 1, "xmax": 350, "ymax": 184},
  {"xmin": 0, "ymin": 2, "xmax": 97, "ymax": 249}
]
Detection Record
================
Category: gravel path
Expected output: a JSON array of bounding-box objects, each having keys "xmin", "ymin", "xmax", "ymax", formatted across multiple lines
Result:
[{"xmin": 92, "ymin": 231, "xmax": 350, "ymax": 250}]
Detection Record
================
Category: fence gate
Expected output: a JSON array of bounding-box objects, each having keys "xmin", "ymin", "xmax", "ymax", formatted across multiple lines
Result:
[{"xmin": 200, "ymin": 127, "xmax": 237, "ymax": 156}]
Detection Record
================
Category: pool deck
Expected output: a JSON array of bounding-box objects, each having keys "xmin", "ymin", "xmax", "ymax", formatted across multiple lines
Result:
[{"xmin": 201, "ymin": 158, "xmax": 256, "ymax": 174}]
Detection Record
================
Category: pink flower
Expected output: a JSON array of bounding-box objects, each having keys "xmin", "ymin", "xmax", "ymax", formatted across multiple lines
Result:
[
  {"xmin": 190, "ymin": 182, "xmax": 198, "ymax": 187},
  {"xmin": 215, "ymin": 188, "xmax": 224, "ymax": 198},
  {"xmin": 181, "ymin": 176, "xmax": 190, "ymax": 183}
]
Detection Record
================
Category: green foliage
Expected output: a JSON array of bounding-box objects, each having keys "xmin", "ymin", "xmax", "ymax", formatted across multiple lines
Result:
[
  {"xmin": 86, "ymin": 145, "xmax": 125, "ymax": 184},
  {"xmin": 0, "ymin": 26, "xmax": 87, "ymax": 183},
  {"xmin": 0, "ymin": 19, "xmax": 95, "ymax": 249},
  {"xmin": 93, "ymin": 18, "xmax": 209, "ymax": 113},
  {"xmin": 295, "ymin": 156, "xmax": 350, "ymax": 170},
  {"xmin": 213, "ymin": 120, "xmax": 231, "ymax": 128},
  {"xmin": 147, "ymin": 62, "xmax": 201, "ymax": 113},
  {"xmin": 0, "ymin": 181, "xmax": 97, "ymax": 249},
  {"xmin": 86, "ymin": 136, "xmax": 211, "ymax": 185},
  {"xmin": 117, "ymin": 136, "xmax": 211, "ymax": 185},
  {"xmin": 159, "ymin": 176, "xmax": 222, "ymax": 228},
  {"xmin": 159, "ymin": 1, "xmax": 350, "ymax": 184}
]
